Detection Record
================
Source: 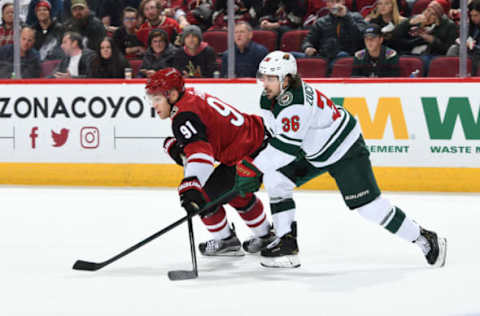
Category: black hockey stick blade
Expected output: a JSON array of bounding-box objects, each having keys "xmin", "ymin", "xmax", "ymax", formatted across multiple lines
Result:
[
  {"xmin": 72, "ymin": 260, "xmax": 105, "ymax": 271},
  {"xmin": 168, "ymin": 270, "xmax": 198, "ymax": 281}
]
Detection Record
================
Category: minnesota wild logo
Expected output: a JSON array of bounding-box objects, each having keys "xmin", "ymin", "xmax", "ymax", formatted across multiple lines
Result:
[{"xmin": 278, "ymin": 91, "xmax": 293, "ymax": 106}]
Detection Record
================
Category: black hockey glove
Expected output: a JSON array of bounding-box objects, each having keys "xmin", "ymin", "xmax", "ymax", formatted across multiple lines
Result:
[
  {"xmin": 235, "ymin": 157, "xmax": 263, "ymax": 196},
  {"xmin": 163, "ymin": 137, "xmax": 185, "ymax": 166},
  {"xmin": 178, "ymin": 176, "xmax": 208, "ymax": 215}
]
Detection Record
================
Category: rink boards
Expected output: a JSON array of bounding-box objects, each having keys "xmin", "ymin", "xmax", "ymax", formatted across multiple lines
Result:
[{"xmin": 0, "ymin": 78, "xmax": 479, "ymax": 192}]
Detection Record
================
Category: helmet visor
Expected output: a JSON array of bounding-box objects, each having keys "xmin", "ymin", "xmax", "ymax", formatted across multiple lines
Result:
[
  {"xmin": 145, "ymin": 93, "xmax": 166, "ymax": 106},
  {"xmin": 256, "ymin": 71, "xmax": 280, "ymax": 85}
]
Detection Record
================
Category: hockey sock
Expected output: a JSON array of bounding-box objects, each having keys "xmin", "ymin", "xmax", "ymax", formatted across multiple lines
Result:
[
  {"xmin": 236, "ymin": 197, "xmax": 270, "ymax": 237},
  {"xmin": 271, "ymin": 198, "xmax": 296, "ymax": 238},
  {"xmin": 357, "ymin": 197, "xmax": 420, "ymax": 242},
  {"xmin": 201, "ymin": 206, "xmax": 232, "ymax": 240}
]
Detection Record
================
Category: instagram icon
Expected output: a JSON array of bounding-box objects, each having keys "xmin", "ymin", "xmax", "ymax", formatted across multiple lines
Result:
[{"xmin": 80, "ymin": 127, "xmax": 100, "ymax": 149}]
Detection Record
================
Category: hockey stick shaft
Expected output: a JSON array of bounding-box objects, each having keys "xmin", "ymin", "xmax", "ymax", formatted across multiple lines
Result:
[
  {"xmin": 187, "ymin": 217, "xmax": 198, "ymax": 275},
  {"xmin": 73, "ymin": 189, "xmax": 237, "ymax": 271},
  {"xmin": 168, "ymin": 216, "xmax": 199, "ymax": 280}
]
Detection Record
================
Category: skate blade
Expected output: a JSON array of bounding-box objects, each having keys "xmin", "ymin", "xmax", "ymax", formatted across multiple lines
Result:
[
  {"xmin": 260, "ymin": 255, "xmax": 301, "ymax": 268},
  {"xmin": 202, "ymin": 249, "xmax": 245, "ymax": 257},
  {"xmin": 432, "ymin": 237, "xmax": 447, "ymax": 268}
]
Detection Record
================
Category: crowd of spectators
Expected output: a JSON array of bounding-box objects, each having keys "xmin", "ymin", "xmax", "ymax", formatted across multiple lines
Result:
[{"xmin": 0, "ymin": 0, "xmax": 479, "ymax": 79}]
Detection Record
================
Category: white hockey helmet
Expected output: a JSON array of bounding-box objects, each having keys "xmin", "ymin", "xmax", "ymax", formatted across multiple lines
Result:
[{"xmin": 258, "ymin": 51, "xmax": 297, "ymax": 84}]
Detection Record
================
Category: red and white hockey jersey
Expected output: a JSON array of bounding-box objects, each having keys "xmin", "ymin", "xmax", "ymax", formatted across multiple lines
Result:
[{"xmin": 170, "ymin": 88, "xmax": 265, "ymax": 185}]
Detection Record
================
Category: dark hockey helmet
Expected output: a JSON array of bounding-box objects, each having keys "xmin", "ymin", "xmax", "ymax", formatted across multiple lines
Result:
[{"xmin": 145, "ymin": 67, "xmax": 185, "ymax": 97}]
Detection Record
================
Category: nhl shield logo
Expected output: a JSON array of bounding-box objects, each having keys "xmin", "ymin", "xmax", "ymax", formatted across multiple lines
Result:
[{"xmin": 278, "ymin": 91, "xmax": 293, "ymax": 106}]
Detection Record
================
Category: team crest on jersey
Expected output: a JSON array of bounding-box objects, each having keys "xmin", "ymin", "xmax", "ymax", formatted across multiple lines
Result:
[{"xmin": 278, "ymin": 91, "xmax": 293, "ymax": 106}]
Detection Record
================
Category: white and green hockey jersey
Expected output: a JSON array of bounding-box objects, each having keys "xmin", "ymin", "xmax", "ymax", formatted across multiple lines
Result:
[{"xmin": 253, "ymin": 81, "xmax": 361, "ymax": 175}]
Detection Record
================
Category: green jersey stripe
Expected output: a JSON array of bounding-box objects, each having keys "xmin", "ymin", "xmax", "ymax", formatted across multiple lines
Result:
[
  {"xmin": 385, "ymin": 207, "xmax": 406, "ymax": 234},
  {"xmin": 305, "ymin": 108, "xmax": 349, "ymax": 160},
  {"xmin": 271, "ymin": 137, "xmax": 301, "ymax": 155},
  {"xmin": 309, "ymin": 112, "xmax": 357, "ymax": 163},
  {"xmin": 278, "ymin": 133, "xmax": 303, "ymax": 144},
  {"xmin": 271, "ymin": 198, "xmax": 296, "ymax": 214}
]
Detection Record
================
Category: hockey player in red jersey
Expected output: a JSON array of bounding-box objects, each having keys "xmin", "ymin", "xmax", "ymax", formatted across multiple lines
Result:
[{"xmin": 145, "ymin": 67, "xmax": 275, "ymax": 256}]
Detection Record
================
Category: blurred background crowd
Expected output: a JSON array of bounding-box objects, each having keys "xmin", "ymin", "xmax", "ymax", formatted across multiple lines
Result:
[{"xmin": 0, "ymin": 0, "xmax": 479, "ymax": 79}]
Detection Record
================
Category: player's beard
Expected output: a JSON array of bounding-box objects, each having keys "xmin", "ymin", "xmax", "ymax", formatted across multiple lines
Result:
[{"xmin": 265, "ymin": 89, "xmax": 276, "ymax": 100}]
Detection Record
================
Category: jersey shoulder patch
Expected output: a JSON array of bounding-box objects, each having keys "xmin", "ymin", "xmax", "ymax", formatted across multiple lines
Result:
[
  {"xmin": 385, "ymin": 47, "xmax": 397, "ymax": 59},
  {"xmin": 278, "ymin": 91, "xmax": 295, "ymax": 106},
  {"xmin": 354, "ymin": 49, "xmax": 366, "ymax": 60},
  {"xmin": 285, "ymin": 85, "xmax": 305, "ymax": 107}
]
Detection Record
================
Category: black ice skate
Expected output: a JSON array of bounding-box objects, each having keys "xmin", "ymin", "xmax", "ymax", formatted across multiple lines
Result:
[
  {"xmin": 242, "ymin": 226, "xmax": 276, "ymax": 254},
  {"xmin": 260, "ymin": 222, "xmax": 300, "ymax": 268},
  {"xmin": 198, "ymin": 226, "xmax": 244, "ymax": 257},
  {"xmin": 414, "ymin": 226, "xmax": 447, "ymax": 268}
]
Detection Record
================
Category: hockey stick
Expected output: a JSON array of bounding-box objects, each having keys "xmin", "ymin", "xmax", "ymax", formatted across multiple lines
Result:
[
  {"xmin": 168, "ymin": 216, "xmax": 198, "ymax": 280},
  {"xmin": 72, "ymin": 189, "xmax": 237, "ymax": 272}
]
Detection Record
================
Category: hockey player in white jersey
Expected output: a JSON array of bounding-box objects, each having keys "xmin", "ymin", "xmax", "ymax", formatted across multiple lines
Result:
[{"xmin": 235, "ymin": 50, "xmax": 447, "ymax": 269}]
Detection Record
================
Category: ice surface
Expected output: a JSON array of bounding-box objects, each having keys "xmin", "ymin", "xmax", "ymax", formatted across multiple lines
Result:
[{"xmin": 0, "ymin": 186, "xmax": 478, "ymax": 316}]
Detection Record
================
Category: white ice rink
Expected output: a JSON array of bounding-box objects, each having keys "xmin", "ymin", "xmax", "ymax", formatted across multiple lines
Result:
[{"xmin": 0, "ymin": 186, "xmax": 479, "ymax": 316}]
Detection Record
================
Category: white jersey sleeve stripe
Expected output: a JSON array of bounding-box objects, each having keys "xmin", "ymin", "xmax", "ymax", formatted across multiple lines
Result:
[
  {"xmin": 184, "ymin": 161, "xmax": 214, "ymax": 187},
  {"xmin": 186, "ymin": 153, "xmax": 215, "ymax": 164}
]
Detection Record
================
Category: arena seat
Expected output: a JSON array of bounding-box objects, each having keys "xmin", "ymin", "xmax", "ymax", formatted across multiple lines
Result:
[
  {"xmin": 297, "ymin": 58, "xmax": 328, "ymax": 77},
  {"xmin": 129, "ymin": 59, "xmax": 143, "ymax": 77},
  {"xmin": 252, "ymin": 30, "xmax": 277, "ymax": 52},
  {"xmin": 427, "ymin": 56, "xmax": 472, "ymax": 77},
  {"xmin": 398, "ymin": 56, "xmax": 424, "ymax": 77},
  {"xmin": 280, "ymin": 30, "xmax": 309, "ymax": 53},
  {"xmin": 41, "ymin": 59, "xmax": 61, "ymax": 78},
  {"xmin": 330, "ymin": 57, "xmax": 354, "ymax": 77},
  {"xmin": 411, "ymin": 0, "xmax": 432, "ymax": 15},
  {"xmin": 203, "ymin": 31, "xmax": 228, "ymax": 55}
]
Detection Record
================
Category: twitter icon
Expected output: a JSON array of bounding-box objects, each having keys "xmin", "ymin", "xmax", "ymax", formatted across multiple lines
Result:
[{"xmin": 51, "ymin": 128, "xmax": 69, "ymax": 147}]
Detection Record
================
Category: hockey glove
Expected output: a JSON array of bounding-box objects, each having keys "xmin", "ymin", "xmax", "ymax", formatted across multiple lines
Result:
[
  {"xmin": 163, "ymin": 137, "xmax": 185, "ymax": 166},
  {"xmin": 235, "ymin": 157, "xmax": 263, "ymax": 196},
  {"xmin": 178, "ymin": 176, "xmax": 208, "ymax": 215}
]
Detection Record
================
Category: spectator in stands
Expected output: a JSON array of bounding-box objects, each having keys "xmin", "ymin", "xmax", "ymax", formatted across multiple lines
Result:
[
  {"xmin": 136, "ymin": 0, "xmax": 181, "ymax": 46},
  {"xmin": 89, "ymin": 37, "xmax": 130, "ymax": 78},
  {"xmin": 138, "ymin": 28, "xmax": 177, "ymax": 77},
  {"xmin": 64, "ymin": 0, "xmax": 107, "ymax": 51},
  {"xmin": 352, "ymin": 24, "xmax": 400, "ymax": 77},
  {"xmin": 63, "ymin": 0, "xmax": 104, "ymax": 21},
  {"xmin": 158, "ymin": 0, "xmax": 190, "ymax": 29},
  {"xmin": 33, "ymin": 1, "xmax": 65, "ymax": 62},
  {"xmin": 53, "ymin": 31, "xmax": 96, "ymax": 78},
  {"xmin": 173, "ymin": 24, "xmax": 216, "ymax": 77},
  {"xmin": 210, "ymin": 0, "xmax": 253, "ymax": 31},
  {"xmin": 258, "ymin": 0, "xmax": 307, "ymax": 42},
  {"xmin": 0, "ymin": 2, "xmax": 13, "ymax": 47},
  {"xmin": 0, "ymin": 26, "xmax": 41, "ymax": 78},
  {"xmin": 365, "ymin": 0, "xmax": 406, "ymax": 46},
  {"xmin": 97, "ymin": 0, "xmax": 141, "ymax": 32},
  {"xmin": 26, "ymin": 0, "xmax": 63, "ymax": 25},
  {"xmin": 392, "ymin": 0, "xmax": 457, "ymax": 57},
  {"xmin": 301, "ymin": 0, "xmax": 367, "ymax": 61},
  {"xmin": 447, "ymin": 0, "xmax": 480, "ymax": 75},
  {"xmin": 98, "ymin": 0, "xmax": 127, "ymax": 29},
  {"xmin": 113, "ymin": 7, "xmax": 146, "ymax": 59},
  {"xmin": 220, "ymin": 21, "xmax": 268, "ymax": 78}
]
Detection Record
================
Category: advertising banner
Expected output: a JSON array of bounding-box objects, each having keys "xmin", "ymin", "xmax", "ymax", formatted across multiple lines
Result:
[{"xmin": 1, "ymin": 81, "xmax": 479, "ymax": 168}]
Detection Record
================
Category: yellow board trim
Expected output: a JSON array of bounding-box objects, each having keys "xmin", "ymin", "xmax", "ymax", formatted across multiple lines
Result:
[{"xmin": 0, "ymin": 163, "xmax": 479, "ymax": 192}]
